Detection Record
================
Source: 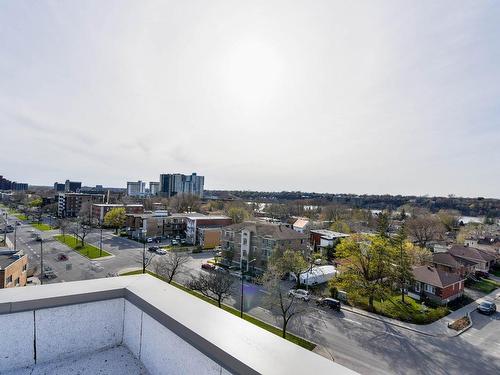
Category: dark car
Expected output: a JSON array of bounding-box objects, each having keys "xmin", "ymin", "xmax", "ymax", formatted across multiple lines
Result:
[
  {"xmin": 148, "ymin": 246, "xmax": 159, "ymax": 252},
  {"xmin": 477, "ymin": 300, "xmax": 497, "ymax": 315},
  {"xmin": 316, "ymin": 297, "xmax": 341, "ymax": 311},
  {"xmin": 201, "ymin": 263, "xmax": 216, "ymax": 271},
  {"xmin": 57, "ymin": 253, "xmax": 68, "ymax": 261}
]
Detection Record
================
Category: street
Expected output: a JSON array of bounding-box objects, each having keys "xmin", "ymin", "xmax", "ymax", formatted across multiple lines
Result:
[{"xmin": 2, "ymin": 211, "xmax": 500, "ymax": 375}]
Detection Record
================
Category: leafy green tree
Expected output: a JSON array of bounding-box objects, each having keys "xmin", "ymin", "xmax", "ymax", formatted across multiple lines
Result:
[
  {"xmin": 376, "ymin": 212, "xmax": 390, "ymax": 238},
  {"xmin": 330, "ymin": 220, "xmax": 351, "ymax": 234},
  {"xmin": 330, "ymin": 234, "xmax": 392, "ymax": 311},
  {"xmin": 226, "ymin": 206, "xmax": 250, "ymax": 223},
  {"xmin": 103, "ymin": 207, "xmax": 127, "ymax": 234},
  {"xmin": 269, "ymin": 248, "xmax": 308, "ymax": 287},
  {"xmin": 390, "ymin": 226, "xmax": 414, "ymax": 303}
]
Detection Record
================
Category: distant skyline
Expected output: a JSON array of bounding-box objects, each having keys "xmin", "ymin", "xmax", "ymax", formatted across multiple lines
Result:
[{"xmin": 1, "ymin": 1, "xmax": 499, "ymax": 198}]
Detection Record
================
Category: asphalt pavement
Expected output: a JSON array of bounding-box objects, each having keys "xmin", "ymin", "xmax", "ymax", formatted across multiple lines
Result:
[{"xmin": 2, "ymin": 209, "xmax": 500, "ymax": 375}]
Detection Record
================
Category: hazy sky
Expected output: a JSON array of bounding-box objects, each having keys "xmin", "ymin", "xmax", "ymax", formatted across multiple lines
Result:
[{"xmin": 1, "ymin": 1, "xmax": 499, "ymax": 197}]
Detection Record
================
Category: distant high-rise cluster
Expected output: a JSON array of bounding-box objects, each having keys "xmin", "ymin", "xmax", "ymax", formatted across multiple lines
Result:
[
  {"xmin": 126, "ymin": 180, "xmax": 146, "ymax": 197},
  {"xmin": 54, "ymin": 180, "xmax": 82, "ymax": 193},
  {"xmin": 159, "ymin": 173, "xmax": 204, "ymax": 198},
  {"xmin": 0, "ymin": 175, "xmax": 28, "ymax": 191}
]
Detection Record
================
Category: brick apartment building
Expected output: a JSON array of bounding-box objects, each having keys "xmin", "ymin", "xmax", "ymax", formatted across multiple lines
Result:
[
  {"xmin": 221, "ymin": 221, "xmax": 309, "ymax": 274},
  {"xmin": 57, "ymin": 193, "xmax": 105, "ymax": 218},
  {"xmin": 126, "ymin": 212, "xmax": 194, "ymax": 240},
  {"xmin": 92, "ymin": 204, "xmax": 144, "ymax": 224},
  {"xmin": 0, "ymin": 252, "xmax": 28, "ymax": 288},
  {"xmin": 185, "ymin": 215, "xmax": 232, "ymax": 246}
]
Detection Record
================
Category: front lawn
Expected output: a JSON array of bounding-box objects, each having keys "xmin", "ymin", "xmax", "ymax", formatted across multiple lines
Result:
[
  {"xmin": 12, "ymin": 213, "xmax": 28, "ymax": 221},
  {"xmin": 120, "ymin": 269, "xmax": 316, "ymax": 351},
  {"xmin": 349, "ymin": 294, "xmax": 449, "ymax": 324},
  {"xmin": 54, "ymin": 235, "xmax": 111, "ymax": 259},
  {"xmin": 467, "ymin": 278, "xmax": 500, "ymax": 294},
  {"xmin": 31, "ymin": 223, "xmax": 53, "ymax": 231}
]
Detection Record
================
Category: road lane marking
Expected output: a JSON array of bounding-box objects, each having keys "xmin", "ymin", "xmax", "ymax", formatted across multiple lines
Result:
[{"xmin": 342, "ymin": 318, "xmax": 363, "ymax": 326}]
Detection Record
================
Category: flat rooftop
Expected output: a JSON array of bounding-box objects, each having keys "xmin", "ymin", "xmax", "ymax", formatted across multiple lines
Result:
[{"xmin": 0, "ymin": 275, "xmax": 356, "ymax": 375}]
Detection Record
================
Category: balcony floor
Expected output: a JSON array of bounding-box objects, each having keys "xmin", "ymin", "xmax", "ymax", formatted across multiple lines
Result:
[{"xmin": 5, "ymin": 345, "xmax": 149, "ymax": 375}]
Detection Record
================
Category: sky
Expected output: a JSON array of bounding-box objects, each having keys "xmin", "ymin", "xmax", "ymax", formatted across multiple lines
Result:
[{"xmin": 1, "ymin": 1, "xmax": 499, "ymax": 198}]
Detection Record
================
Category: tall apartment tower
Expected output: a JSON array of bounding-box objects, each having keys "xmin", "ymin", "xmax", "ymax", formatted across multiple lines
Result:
[
  {"xmin": 159, "ymin": 173, "xmax": 204, "ymax": 198},
  {"xmin": 127, "ymin": 181, "xmax": 146, "ymax": 197}
]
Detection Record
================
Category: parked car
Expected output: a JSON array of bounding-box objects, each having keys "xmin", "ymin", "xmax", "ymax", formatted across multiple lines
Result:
[
  {"xmin": 148, "ymin": 246, "xmax": 159, "ymax": 252},
  {"xmin": 57, "ymin": 253, "xmax": 68, "ymax": 261},
  {"xmin": 35, "ymin": 235, "xmax": 42, "ymax": 241},
  {"xmin": 477, "ymin": 300, "xmax": 497, "ymax": 315},
  {"xmin": 180, "ymin": 239, "xmax": 186, "ymax": 245},
  {"xmin": 175, "ymin": 235, "xmax": 181, "ymax": 240},
  {"xmin": 171, "ymin": 239, "xmax": 179, "ymax": 245},
  {"xmin": 146, "ymin": 237, "xmax": 153, "ymax": 243},
  {"xmin": 156, "ymin": 248, "xmax": 167, "ymax": 255},
  {"xmin": 316, "ymin": 297, "xmax": 341, "ymax": 311},
  {"xmin": 288, "ymin": 289, "xmax": 310, "ymax": 301},
  {"xmin": 215, "ymin": 266, "xmax": 229, "ymax": 273},
  {"xmin": 16, "ymin": 221, "xmax": 21, "ymax": 226},
  {"xmin": 201, "ymin": 263, "xmax": 216, "ymax": 271}
]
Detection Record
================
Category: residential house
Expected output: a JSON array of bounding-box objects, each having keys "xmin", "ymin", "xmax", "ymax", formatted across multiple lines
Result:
[
  {"xmin": 409, "ymin": 265, "xmax": 465, "ymax": 305},
  {"xmin": 309, "ymin": 229, "xmax": 350, "ymax": 253},
  {"xmin": 221, "ymin": 221, "xmax": 308, "ymax": 274},
  {"xmin": 448, "ymin": 244, "xmax": 496, "ymax": 275},
  {"xmin": 292, "ymin": 218, "xmax": 310, "ymax": 233},
  {"xmin": 431, "ymin": 252, "xmax": 476, "ymax": 278}
]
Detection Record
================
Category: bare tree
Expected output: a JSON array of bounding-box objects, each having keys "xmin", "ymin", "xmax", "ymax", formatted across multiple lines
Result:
[
  {"xmin": 154, "ymin": 252, "xmax": 189, "ymax": 283},
  {"xmin": 70, "ymin": 220, "xmax": 92, "ymax": 247},
  {"xmin": 57, "ymin": 218, "xmax": 70, "ymax": 240},
  {"xmin": 79, "ymin": 202, "xmax": 93, "ymax": 225},
  {"xmin": 188, "ymin": 272, "xmax": 234, "ymax": 308},
  {"xmin": 141, "ymin": 247, "xmax": 155, "ymax": 274},
  {"xmin": 406, "ymin": 215, "xmax": 445, "ymax": 248},
  {"xmin": 262, "ymin": 265, "xmax": 309, "ymax": 338}
]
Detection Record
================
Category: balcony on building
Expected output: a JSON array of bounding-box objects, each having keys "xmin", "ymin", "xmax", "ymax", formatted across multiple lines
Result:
[{"xmin": 0, "ymin": 274, "xmax": 355, "ymax": 375}]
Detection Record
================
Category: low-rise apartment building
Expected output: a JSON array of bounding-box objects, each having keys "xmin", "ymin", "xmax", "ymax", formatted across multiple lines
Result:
[
  {"xmin": 57, "ymin": 193, "xmax": 105, "ymax": 218},
  {"xmin": 221, "ymin": 221, "xmax": 309, "ymax": 274},
  {"xmin": 185, "ymin": 215, "xmax": 232, "ymax": 245},
  {"xmin": 126, "ymin": 212, "xmax": 191, "ymax": 240},
  {"xmin": 92, "ymin": 203, "xmax": 144, "ymax": 224},
  {"xmin": 0, "ymin": 251, "xmax": 28, "ymax": 288}
]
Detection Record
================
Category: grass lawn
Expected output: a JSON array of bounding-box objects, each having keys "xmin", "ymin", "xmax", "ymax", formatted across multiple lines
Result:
[
  {"xmin": 120, "ymin": 269, "xmax": 316, "ymax": 351},
  {"xmin": 491, "ymin": 269, "xmax": 500, "ymax": 278},
  {"xmin": 31, "ymin": 223, "xmax": 53, "ymax": 231},
  {"xmin": 54, "ymin": 235, "xmax": 111, "ymax": 259},
  {"xmin": 349, "ymin": 294, "xmax": 449, "ymax": 324},
  {"xmin": 467, "ymin": 278, "xmax": 500, "ymax": 294},
  {"xmin": 12, "ymin": 213, "xmax": 28, "ymax": 221}
]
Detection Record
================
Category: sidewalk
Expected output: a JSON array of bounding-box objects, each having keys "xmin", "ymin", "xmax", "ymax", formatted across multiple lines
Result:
[{"xmin": 342, "ymin": 288, "xmax": 500, "ymax": 337}]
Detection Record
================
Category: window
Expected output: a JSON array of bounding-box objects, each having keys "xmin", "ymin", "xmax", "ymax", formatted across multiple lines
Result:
[
  {"xmin": 243, "ymin": 238, "xmax": 248, "ymax": 245},
  {"xmin": 424, "ymin": 284, "xmax": 435, "ymax": 294},
  {"xmin": 15, "ymin": 277, "xmax": 20, "ymax": 286},
  {"xmin": 414, "ymin": 282, "xmax": 421, "ymax": 292},
  {"xmin": 22, "ymin": 264, "xmax": 27, "ymax": 272},
  {"xmin": 6, "ymin": 275, "xmax": 12, "ymax": 284}
]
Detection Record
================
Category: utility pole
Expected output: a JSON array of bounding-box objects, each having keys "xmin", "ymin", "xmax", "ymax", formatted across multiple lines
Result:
[
  {"xmin": 40, "ymin": 238, "xmax": 44, "ymax": 285},
  {"xmin": 100, "ymin": 225, "xmax": 103, "ymax": 257},
  {"xmin": 240, "ymin": 259, "xmax": 256, "ymax": 318},
  {"xmin": 13, "ymin": 222, "xmax": 17, "ymax": 251}
]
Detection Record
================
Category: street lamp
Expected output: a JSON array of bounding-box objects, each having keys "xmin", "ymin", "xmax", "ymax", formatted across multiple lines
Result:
[{"xmin": 240, "ymin": 258, "xmax": 256, "ymax": 318}]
